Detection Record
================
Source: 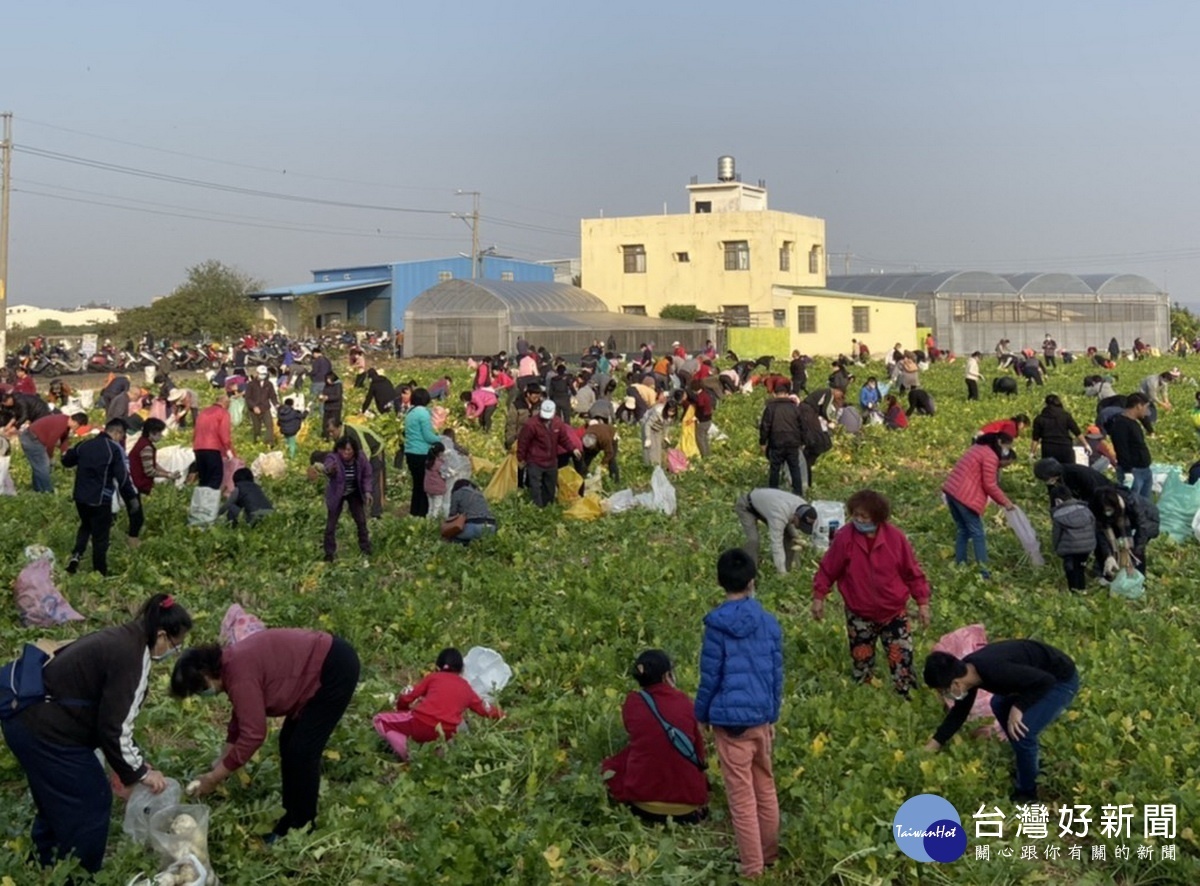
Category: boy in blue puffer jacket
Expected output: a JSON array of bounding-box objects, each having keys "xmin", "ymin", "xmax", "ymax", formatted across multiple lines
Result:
[{"xmin": 694, "ymin": 548, "xmax": 783, "ymax": 879}]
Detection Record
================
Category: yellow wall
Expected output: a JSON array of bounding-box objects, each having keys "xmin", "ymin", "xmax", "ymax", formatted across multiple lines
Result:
[
  {"xmin": 581, "ymin": 210, "xmax": 826, "ymax": 320},
  {"xmin": 776, "ymin": 290, "xmax": 918, "ymax": 357}
]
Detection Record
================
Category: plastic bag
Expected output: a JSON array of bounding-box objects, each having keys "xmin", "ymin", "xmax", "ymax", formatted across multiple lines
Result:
[
  {"xmin": 13, "ymin": 559, "xmax": 84, "ymax": 627},
  {"xmin": 707, "ymin": 422, "xmax": 729, "ymax": 444},
  {"xmin": 932, "ymin": 625, "xmax": 1004, "ymax": 739},
  {"xmin": 649, "ymin": 466, "xmax": 676, "ymax": 516},
  {"xmin": 156, "ymin": 446, "xmax": 195, "ymax": 488},
  {"xmin": 556, "ymin": 466, "xmax": 583, "ymax": 504},
  {"xmin": 227, "ymin": 397, "xmax": 245, "ymax": 428},
  {"xmin": 470, "ymin": 456, "xmax": 496, "ymax": 474},
  {"xmin": 149, "ymin": 804, "xmax": 210, "ymax": 867},
  {"xmin": 1005, "ymin": 506, "xmax": 1045, "ymax": 566},
  {"xmin": 1110, "ymin": 568, "xmax": 1146, "ymax": 600},
  {"xmin": 79, "ymin": 388, "xmax": 95, "ymax": 410},
  {"xmin": 218, "ymin": 603, "xmax": 266, "ymax": 646},
  {"xmin": 220, "ymin": 457, "xmax": 246, "ymax": 496},
  {"xmin": 666, "ymin": 448, "xmax": 689, "ymax": 474},
  {"xmin": 484, "ymin": 453, "xmax": 519, "ymax": 502},
  {"xmin": 604, "ymin": 489, "xmax": 636, "ymax": 514},
  {"xmin": 1150, "ymin": 463, "xmax": 1181, "ymax": 496},
  {"xmin": 431, "ymin": 405, "xmax": 449, "ymax": 431},
  {"xmin": 0, "ymin": 455, "xmax": 14, "ymax": 497},
  {"xmin": 1192, "ymin": 506, "xmax": 1200, "ymax": 543},
  {"xmin": 811, "ymin": 501, "xmax": 846, "ymax": 552},
  {"xmin": 250, "ymin": 451, "xmax": 287, "ymax": 481},
  {"xmin": 564, "ymin": 493, "xmax": 604, "ymax": 521},
  {"xmin": 187, "ymin": 487, "xmax": 221, "ymax": 528},
  {"xmin": 463, "ymin": 646, "xmax": 512, "ymax": 703},
  {"xmin": 123, "ymin": 778, "xmax": 182, "ymax": 845},
  {"xmin": 1157, "ymin": 470, "xmax": 1200, "ymax": 542}
]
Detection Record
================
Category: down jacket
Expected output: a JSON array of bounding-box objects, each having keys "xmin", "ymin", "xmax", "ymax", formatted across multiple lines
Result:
[
  {"xmin": 693, "ymin": 597, "xmax": 782, "ymax": 729},
  {"xmin": 1051, "ymin": 499, "xmax": 1096, "ymax": 556}
]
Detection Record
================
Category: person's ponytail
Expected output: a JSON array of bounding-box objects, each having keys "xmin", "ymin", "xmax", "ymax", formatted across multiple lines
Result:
[{"xmin": 138, "ymin": 593, "xmax": 193, "ymax": 647}]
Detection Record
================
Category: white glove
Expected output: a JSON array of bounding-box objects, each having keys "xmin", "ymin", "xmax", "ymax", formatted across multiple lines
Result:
[{"xmin": 1103, "ymin": 556, "xmax": 1118, "ymax": 578}]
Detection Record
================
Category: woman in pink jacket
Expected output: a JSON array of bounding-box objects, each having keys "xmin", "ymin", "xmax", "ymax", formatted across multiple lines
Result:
[{"xmin": 941, "ymin": 432, "xmax": 1015, "ymax": 579}]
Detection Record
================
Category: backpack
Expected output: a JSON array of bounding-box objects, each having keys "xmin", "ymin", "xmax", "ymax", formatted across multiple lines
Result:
[
  {"xmin": 0, "ymin": 642, "xmax": 90, "ymax": 721},
  {"xmin": 1051, "ymin": 498, "xmax": 1096, "ymax": 556},
  {"xmin": 638, "ymin": 690, "xmax": 703, "ymax": 770}
]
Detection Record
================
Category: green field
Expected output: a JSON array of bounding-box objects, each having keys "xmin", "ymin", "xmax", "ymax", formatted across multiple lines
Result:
[{"xmin": 1, "ymin": 354, "xmax": 1198, "ymax": 884}]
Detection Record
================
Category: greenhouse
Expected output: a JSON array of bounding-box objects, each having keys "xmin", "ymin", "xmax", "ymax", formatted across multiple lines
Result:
[
  {"xmin": 403, "ymin": 280, "xmax": 716, "ymax": 358},
  {"xmin": 826, "ymin": 271, "xmax": 1170, "ymax": 355}
]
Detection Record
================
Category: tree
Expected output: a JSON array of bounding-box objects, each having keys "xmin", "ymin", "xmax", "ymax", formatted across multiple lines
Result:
[
  {"xmin": 117, "ymin": 260, "xmax": 262, "ymax": 341},
  {"xmin": 1170, "ymin": 303, "xmax": 1199, "ymax": 342},
  {"xmin": 660, "ymin": 304, "xmax": 704, "ymax": 322}
]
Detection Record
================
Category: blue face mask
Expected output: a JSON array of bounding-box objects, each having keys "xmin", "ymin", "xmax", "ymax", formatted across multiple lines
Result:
[{"xmin": 853, "ymin": 520, "xmax": 876, "ymax": 534}]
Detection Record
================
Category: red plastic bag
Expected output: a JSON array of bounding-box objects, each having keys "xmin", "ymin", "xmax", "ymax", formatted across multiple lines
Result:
[
  {"xmin": 666, "ymin": 448, "xmax": 689, "ymax": 474},
  {"xmin": 218, "ymin": 603, "xmax": 266, "ymax": 645},
  {"xmin": 221, "ymin": 456, "xmax": 246, "ymax": 495},
  {"xmin": 431, "ymin": 405, "xmax": 449, "ymax": 431},
  {"xmin": 933, "ymin": 624, "xmax": 1004, "ymax": 739}
]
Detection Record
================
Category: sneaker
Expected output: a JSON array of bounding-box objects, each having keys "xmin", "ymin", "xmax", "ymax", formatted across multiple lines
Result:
[
  {"xmin": 66, "ymin": 555, "xmax": 80, "ymax": 575},
  {"xmin": 1010, "ymin": 789, "xmax": 1038, "ymax": 804}
]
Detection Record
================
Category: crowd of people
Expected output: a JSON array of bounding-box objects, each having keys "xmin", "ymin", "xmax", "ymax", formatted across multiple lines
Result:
[{"xmin": 0, "ymin": 329, "xmax": 1189, "ymax": 879}]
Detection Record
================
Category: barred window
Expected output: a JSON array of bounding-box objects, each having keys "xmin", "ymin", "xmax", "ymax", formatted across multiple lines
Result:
[
  {"xmin": 724, "ymin": 241, "xmax": 750, "ymax": 271},
  {"xmin": 797, "ymin": 306, "xmax": 817, "ymax": 333},
  {"xmin": 622, "ymin": 245, "xmax": 646, "ymax": 274}
]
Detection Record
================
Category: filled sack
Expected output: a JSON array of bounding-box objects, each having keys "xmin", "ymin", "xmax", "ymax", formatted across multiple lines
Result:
[
  {"xmin": 187, "ymin": 487, "xmax": 221, "ymax": 528},
  {"xmin": 218, "ymin": 603, "xmax": 266, "ymax": 646},
  {"xmin": 13, "ymin": 559, "xmax": 84, "ymax": 627},
  {"xmin": 1156, "ymin": 470, "xmax": 1200, "ymax": 543},
  {"xmin": 250, "ymin": 451, "xmax": 287, "ymax": 481}
]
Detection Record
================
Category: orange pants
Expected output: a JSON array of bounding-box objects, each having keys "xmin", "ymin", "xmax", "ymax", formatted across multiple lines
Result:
[{"xmin": 714, "ymin": 724, "xmax": 779, "ymax": 877}]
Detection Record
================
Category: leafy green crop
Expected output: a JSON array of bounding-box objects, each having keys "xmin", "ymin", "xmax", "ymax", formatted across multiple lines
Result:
[{"xmin": 0, "ymin": 354, "xmax": 1197, "ymax": 883}]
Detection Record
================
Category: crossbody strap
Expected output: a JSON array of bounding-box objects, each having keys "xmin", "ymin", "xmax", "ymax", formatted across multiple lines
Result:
[{"xmin": 638, "ymin": 690, "xmax": 701, "ymax": 768}]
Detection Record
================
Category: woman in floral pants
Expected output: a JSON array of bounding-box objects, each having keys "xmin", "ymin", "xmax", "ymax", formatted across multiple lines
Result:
[{"xmin": 812, "ymin": 490, "xmax": 931, "ymax": 696}]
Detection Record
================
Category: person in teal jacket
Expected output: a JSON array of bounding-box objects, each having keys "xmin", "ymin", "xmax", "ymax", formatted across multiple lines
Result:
[{"xmin": 403, "ymin": 388, "xmax": 443, "ymax": 517}]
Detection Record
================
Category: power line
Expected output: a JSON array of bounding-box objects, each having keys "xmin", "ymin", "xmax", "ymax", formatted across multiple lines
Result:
[{"xmin": 14, "ymin": 144, "xmax": 455, "ymax": 215}]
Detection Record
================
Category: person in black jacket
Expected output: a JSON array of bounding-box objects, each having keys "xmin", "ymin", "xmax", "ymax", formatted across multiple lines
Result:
[
  {"xmin": 277, "ymin": 397, "xmax": 307, "ymax": 458},
  {"xmin": 62, "ymin": 418, "xmax": 139, "ymax": 576},
  {"xmin": 0, "ymin": 389, "xmax": 52, "ymax": 429},
  {"xmin": 1091, "ymin": 486, "xmax": 1159, "ymax": 577},
  {"xmin": 1032, "ymin": 458, "xmax": 1113, "ymax": 505},
  {"xmin": 788, "ymin": 350, "xmax": 808, "ymax": 394},
  {"xmin": 320, "ymin": 372, "xmax": 344, "ymax": 440},
  {"xmin": 759, "ymin": 382, "xmax": 806, "ymax": 495},
  {"xmin": 923, "ymin": 640, "xmax": 1079, "ymax": 802},
  {"xmin": 0, "ymin": 593, "xmax": 192, "ymax": 874},
  {"xmin": 1108, "ymin": 393, "xmax": 1153, "ymax": 499},
  {"xmin": 360, "ymin": 368, "xmax": 397, "ymax": 414},
  {"xmin": 222, "ymin": 467, "xmax": 275, "ymax": 525},
  {"xmin": 1031, "ymin": 395, "xmax": 1088, "ymax": 465}
]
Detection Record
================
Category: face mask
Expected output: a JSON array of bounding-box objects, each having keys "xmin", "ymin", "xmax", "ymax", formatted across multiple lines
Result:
[
  {"xmin": 150, "ymin": 646, "xmax": 179, "ymax": 663},
  {"xmin": 1000, "ymin": 448, "xmax": 1012, "ymax": 458},
  {"xmin": 197, "ymin": 687, "xmax": 219, "ymax": 698},
  {"xmin": 1104, "ymin": 509, "xmax": 1115, "ymax": 518},
  {"xmin": 853, "ymin": 520, "xmax": 876, "ymax": 534},
  {"xmin": 946, "ymin": 689, "xmax": 968, "ymax": 702}
]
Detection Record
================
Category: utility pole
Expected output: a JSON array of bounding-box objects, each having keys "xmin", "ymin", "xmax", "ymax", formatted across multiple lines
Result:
[
  {"xmin": 0, "ymin": 113, "xmax": 11, "ymax": 366},
  {"xmin": 454, "ymin": 190, "xmax": 481, "ymax": 279}
]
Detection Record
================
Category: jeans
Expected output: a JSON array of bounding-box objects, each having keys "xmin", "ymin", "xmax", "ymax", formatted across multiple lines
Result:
[
  {"xmin": 453, "ymin": 521, "xmax": 496, "ymax": 545},
  {"xmin": 1, "ymin": 715, "xmax": 112, "ymax": 873},
  {"xmin": 19, "ymin": 431, "xmax": 53, "ymax": 492},
  {"xmin": 1125, "ymin": 466, "xmax": 1152, "ymax": 500},
  {"xmin": 991, "ymin": 672, "xmax": 1080, "ymax": 794},
  {"xmin": 946, "ymin": 494, "xmax": 988, "ymax": 570}
]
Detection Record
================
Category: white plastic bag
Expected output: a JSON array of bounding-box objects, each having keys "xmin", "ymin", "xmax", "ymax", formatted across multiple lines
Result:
[
  {"xmin": 156, "ymin": 446, "xmax": 195, "ymax": 488},
  {"xmin": 1192, "ymin": 507, "xmax": 1200, "ymax": 543},
  {"xmin": 811, "ymin": 500, "xmax": 846, "ymax": 552},
  {"xmin": 707, "ymin": 422, "xmax": 729, "ymax": 443},
  {"xmin": 149, "ymin": 804, "xmax": 210, "ymax": 866},
  {"xmin": 604, "ymin": 489, "xmax": 636, "ymax": 514},
  {"xmin": 463, "ymin": 647, "xmax": 512, "ymax": 704},
  {"xmin": 0, "ymin": 455, "xmax": 14, "ymax": 497},
  {"xmin": 79, "ymin": 388, "xmax": 95, "ymax": 410},
  {"xmin": 250, "ymin": 451, "xmax": 286, "ymax": 481},
  {"xmin": 187, "ymin": 487, "xmax": 221, "ymax": 528},
  {"xmin": 123, "ymin": 779, "xmax": 182, "ymax": 845},
  {"xmin": 649, "ymin": 466, "xmax": 676, "ymax": 516},
  {"xmin": 1005, "ymin": 506, "xmax": 1045, "ymax": 566}
]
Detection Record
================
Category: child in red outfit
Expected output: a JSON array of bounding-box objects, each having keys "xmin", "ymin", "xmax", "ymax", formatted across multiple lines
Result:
[{"xmin": 373, "ymin": 648, "xmax": 503, "ymax": 760}]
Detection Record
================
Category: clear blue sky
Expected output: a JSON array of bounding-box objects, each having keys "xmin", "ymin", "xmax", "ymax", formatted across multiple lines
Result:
[{"xmin": 4, "ymin": 1, "xmax": 1199, "ymax": 308}]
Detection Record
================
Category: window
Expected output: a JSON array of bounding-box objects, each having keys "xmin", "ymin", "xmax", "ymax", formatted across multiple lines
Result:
[
  {"xmin": 438, "ymin": 270, "xmax": 453, "ymax": 282},
  {"xmin": 852, "ymin": 306, "xmax": 870, "ymax": 334},
  {"xmin": 779, "ymin": 241, "xmax": 793, "ymax": 272},
  {"xmin": 500, "ymin": 271, "xmax": 514, "ymax": 281},
  {"xmin": 773, "ymin": 309, "xmax": 787, "ymax": 328},
  {"xmin": 809, "ymin": 245, "xmax": 823, "ymax": 274},
  {"xmin": 622, "ymin": 305, "xmax": 647, "ymax": 316},
  {"xmin": 724, "ymin": 240, "xmax": 750, "ymax": 271},
  {"xmin": 797, "ymin": 306, "xmax": 817, "ymax": 334},
  {"xmin": 695, "ymin": 201, "xmax": 712, "ymax": 213},
  {"xmin": 674, "ymin": 251, "xmax": 690, "ymax": 263},
  {"xmin": 622, "ymin": 244, "xmax": 646, "ymax": 274},
  {"xmin": 723, "ymin": 305, "xmax": 751, "ymax": 327}
]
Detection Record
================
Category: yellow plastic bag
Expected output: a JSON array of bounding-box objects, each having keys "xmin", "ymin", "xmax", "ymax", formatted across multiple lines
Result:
[
  {"xmin": 564, "ymin": 493, "xmax": 604, "ymax": 521},
  {"xmin": 471, "ymin": 456, "xmax": 497, "ymax": 474},
  {"xmin": 680, "ymin": 405, "xmax": 700, "ymax": 459},
  {"xmin": 557, "ymin": 466, "xmax": 583, "ymax": 504},
  {"xmin": 484, "ymin": 453, "xmax": 519, "ymax": 502}
]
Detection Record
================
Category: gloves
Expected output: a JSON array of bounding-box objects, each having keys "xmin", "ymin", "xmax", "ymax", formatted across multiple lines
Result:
[{"xmin": 1103, "ymin": 556, "xmax": 1118, "ymax": 578}]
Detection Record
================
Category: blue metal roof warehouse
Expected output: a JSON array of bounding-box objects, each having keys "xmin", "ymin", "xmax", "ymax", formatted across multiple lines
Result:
[{"xmin": 249, "ymin": 256, "xmax": 553, "ymax": 334}]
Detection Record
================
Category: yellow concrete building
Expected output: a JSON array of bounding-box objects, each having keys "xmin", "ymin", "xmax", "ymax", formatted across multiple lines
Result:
[{"xmin": 580, "ymin": 157, "xmax": 916, "ymax": 356}]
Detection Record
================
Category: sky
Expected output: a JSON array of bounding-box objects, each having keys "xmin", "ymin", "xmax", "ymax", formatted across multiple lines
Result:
[{"xmin": 4, "ymin": 1, "xmax": 1200, "ymax": 310}]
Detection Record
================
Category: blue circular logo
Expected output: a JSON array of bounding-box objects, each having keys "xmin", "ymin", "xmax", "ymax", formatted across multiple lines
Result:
[{"xmin": 893, "ymin": 794, "xmax": 966, "ymax": 863}]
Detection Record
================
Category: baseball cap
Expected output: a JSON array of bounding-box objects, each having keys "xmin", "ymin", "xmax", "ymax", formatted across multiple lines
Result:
[
  {"xmin": 539, "ymin": 401, "xmax": 556, "ymax": 419},
  {"xmin": 257, "ymin": 365, "xmax": 269, "ymax": 377}
]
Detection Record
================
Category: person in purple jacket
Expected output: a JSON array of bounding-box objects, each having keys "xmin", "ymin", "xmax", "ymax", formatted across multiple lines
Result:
[{"xmin": 320, "ymin": 435, "xmax": 373, "ymax": 561}]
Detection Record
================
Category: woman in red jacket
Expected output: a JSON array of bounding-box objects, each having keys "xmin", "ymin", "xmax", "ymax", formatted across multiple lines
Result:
[
  {"xmin": 942, "ymin": 433, "xmax": 1016, "ymax": 579},
  {"xmin": 812, "ymin": 490, "xmax": 930, "ymax": 696},
  {"xmin": 602, "ymin": 650, "xmax": 709, "ymax": 824}
]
